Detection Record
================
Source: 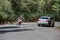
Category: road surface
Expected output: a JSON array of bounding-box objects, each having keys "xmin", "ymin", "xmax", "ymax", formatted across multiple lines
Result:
[{"xmin": 0, "ymin": 22, "xmax": 60, "ymax": 40}]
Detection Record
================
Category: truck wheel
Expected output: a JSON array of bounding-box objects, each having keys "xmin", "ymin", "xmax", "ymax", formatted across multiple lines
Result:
[{"xmin": 38, "ymin": 24, "xmax": 40, "ymax": 26}]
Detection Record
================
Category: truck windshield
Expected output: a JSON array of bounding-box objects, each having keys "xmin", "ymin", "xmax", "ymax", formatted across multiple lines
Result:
[{"xmin": 40, "ymin": 17, "xmax": 49, "ymax": 19}]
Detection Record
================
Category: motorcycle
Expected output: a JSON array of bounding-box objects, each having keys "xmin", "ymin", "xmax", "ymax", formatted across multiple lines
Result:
[
  {"xmin": 17, "ymin": 20, "xmax": 23, "ymax": 25},
  {"xmin": 17, "ymin": 16, "xmax": 24, "ymax": 25}
]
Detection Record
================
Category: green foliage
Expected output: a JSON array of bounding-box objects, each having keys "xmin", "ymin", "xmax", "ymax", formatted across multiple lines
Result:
[
  {"xmin": 0, "ymin": 0, "xmax": 15, "ymax": 23},
  {"xmin": 0, "ymin": 0, "xmax": 60, "ymax": 23},
  {"xmin": 24, "ymin": 13, "xmax": 41, "ymax": 22}
]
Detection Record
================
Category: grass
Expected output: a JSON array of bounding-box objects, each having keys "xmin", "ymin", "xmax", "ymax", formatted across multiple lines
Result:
[{"xmin": 56, "ymin": 26, "xmax": 60, "ymax": 30}]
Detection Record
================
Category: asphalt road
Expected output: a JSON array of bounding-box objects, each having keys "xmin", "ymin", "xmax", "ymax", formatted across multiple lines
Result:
[{"xmin": 0, "ymin": 22, "xmax": 60, "ymax": 40}]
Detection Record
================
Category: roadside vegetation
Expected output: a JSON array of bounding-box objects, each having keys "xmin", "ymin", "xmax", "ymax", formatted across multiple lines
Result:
[
  {"xmin": 56, "ymin": 27, "xmax": 60, "ymax": 30},
  {"xmin": 0, "ymin": 0, "xmax": 60, "ymax": 24}
]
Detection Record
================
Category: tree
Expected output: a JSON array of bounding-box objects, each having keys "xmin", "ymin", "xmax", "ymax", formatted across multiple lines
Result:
[{"xmin": 0, "ymin": 0, "xmax": 14, "ymax": 23}]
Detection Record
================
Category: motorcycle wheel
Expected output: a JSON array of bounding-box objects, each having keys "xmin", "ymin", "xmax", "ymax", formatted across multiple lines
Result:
[{"xmin": 17, "ymin": 22, "xmax": 21, "ymax": 25}]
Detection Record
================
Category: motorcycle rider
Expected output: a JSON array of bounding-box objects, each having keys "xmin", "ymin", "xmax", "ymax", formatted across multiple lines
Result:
[{"xmin": 17, "ymin": 15, "xmax": 24, "ymax": 25}]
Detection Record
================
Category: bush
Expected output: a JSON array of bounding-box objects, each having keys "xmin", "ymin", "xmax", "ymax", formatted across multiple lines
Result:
[{"xmin": 24, "ymin": 12, "xmax": 43, "ymax": 22}]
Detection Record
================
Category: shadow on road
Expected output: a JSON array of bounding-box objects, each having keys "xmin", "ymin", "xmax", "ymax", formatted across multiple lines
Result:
[
  {"xmin": 0, "ymin": 29, "xmax": 35, "ymax": 34},
  {"xmin": 38, "ymin": 25, "xmax": 55, "ymax": 27},
  {"xmin": 0, "ymin": 26, "xmax": 20, "ymax": 29}
]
